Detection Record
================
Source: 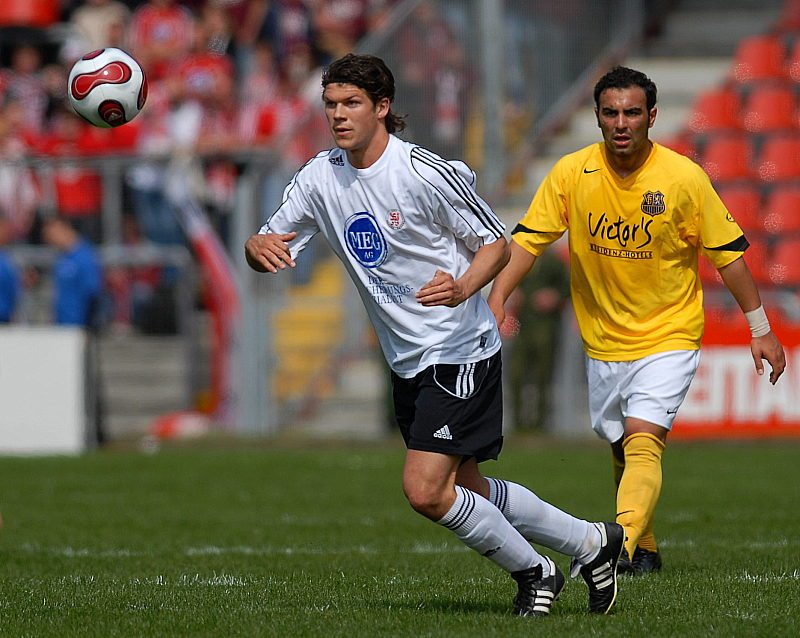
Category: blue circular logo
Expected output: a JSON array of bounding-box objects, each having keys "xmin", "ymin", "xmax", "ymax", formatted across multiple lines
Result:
[{"xmin": 344, "ymin": 212, "xmax": 387, "ymax": 268}]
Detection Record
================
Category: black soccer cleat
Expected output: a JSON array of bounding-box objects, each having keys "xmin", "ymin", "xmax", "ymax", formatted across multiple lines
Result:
[
  {"xmin": 511, "ymin": 556, "xmax": 565, "ymax": 617},
  {"xmin": 577, "ymin": 522, "xmax": 625, "ymax": 614},
  {"xmin": 617, "ymin": 547, "xmax": 634, "ymax": 575},
  {"xmin": 631, "ymin": 546, "xmax": 662, "ymax": 574}
]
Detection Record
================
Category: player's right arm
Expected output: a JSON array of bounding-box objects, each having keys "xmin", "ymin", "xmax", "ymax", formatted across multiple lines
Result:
[
  {"xmin": 244, "ymin": 232, "xmax": 298, "ymax": 273},
  {"xmin": 487, "ymin": 241, "xmax": 538, "ymax": 328}
]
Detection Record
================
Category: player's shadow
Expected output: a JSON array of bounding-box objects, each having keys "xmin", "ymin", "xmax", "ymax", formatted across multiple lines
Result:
[{"xmin": 369, "ymin": 596, "xmax": 508, "ymax": 615}]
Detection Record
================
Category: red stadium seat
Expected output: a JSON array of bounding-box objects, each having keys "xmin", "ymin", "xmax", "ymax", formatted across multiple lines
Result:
[
  {"xmin": 698, "ymin": 254, "xmax": 723, "ymax": 286},
  {"xmin": 730, "ymin": 35, "xmax": 786, "ymax": 84},
  {"xmin": 717, "ymin": 185, "xmax": 762, "ymax": 233},
  {"xmin": 744, "ymin": 239, "xmax": 770, "ymax": 284},
  {"xmin": 788, "ymin": 38, "xmax": 800, "ymax": 83},
  {"xmin": 768, "ymin": 238, "xmax": 800, "ymax": 285},
  {"xmin": 701, "ymin": 135, "xmax": 753, "ymax": 182},
  {"xmin": 755, "ymin": 136, "xmax": 800, "ymax": 183},
  {"xmin": 687, "ymin": 88, "xmax": 742, "ymax": 134},
  {"xmin": 777, "ymin": 0, "xmax": 800, "ymax": 33},
  {"xmin": 762, "ymin": 186, "xmax": 800, "ymax": 234},
  {"xmin": 742, "ymin": 85, "xmax": 798, "ymax": 133},
  {"xmin": 657, "ymin": 134, "xmax": 697, "ymax": 161}
]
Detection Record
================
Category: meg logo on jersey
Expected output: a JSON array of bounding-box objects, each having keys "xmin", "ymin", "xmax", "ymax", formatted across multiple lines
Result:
[{"xmin": 345, "ymin": 212, "xmax": 387, "ymax": 268}]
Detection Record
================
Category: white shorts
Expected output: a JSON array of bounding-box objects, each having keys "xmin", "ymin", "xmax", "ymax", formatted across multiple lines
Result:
[{"xmin": 585, "ymin": 349, "xmax": 701, "ymax": 443}]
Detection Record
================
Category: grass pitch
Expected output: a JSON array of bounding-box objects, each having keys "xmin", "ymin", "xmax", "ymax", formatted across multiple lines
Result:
[{"xmin": 0, "ymin": 436, "xmax": 797, "ymax": 637}]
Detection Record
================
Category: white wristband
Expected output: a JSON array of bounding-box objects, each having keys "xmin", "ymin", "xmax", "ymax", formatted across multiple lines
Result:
[{"xmin": 744, "ymin": 306, "xmax": 771, "ymax": 338}]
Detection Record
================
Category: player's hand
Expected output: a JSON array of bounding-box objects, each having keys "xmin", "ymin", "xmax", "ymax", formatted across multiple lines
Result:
[
  {"xmin": 244, "ymin": 232, "xmax": 297, "ymax": 273},
  {"xmin": 416, "ymin": 269, "xmax": 466, "ymax": 307},
  {"xmin": 751, "ymin": 331, "xmax": 786, "ymax": 384}
]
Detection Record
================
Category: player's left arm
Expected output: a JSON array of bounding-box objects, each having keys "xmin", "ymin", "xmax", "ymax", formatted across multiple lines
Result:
[
  {"xmin": 416, "ymin": 237, "xmax": 509, "ymax": 307},
  {"xmin": 717, "ymin": 256, "xmax": 786, "ymax": 384}
]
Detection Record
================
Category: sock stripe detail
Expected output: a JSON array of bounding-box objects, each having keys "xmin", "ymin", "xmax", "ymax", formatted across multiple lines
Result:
[
  {"xmin": 442, "ymin": 486, "xmax": 475, "ymax": 531},
  {"xmin": 488, "ymin": 478, "xmax": 509, "ymax": 514}
]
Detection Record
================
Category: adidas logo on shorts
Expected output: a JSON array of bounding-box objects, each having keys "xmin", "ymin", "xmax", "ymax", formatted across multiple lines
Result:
[{"xmin": 433, "ymin": 425, "xmax": 453, "ymax": 440}]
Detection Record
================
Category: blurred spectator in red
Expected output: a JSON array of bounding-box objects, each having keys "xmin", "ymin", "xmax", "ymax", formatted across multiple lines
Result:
[
  {"xmin": 34, "ymin": 106, "xmax": 112, "ymax": 244},
  {"xmin": 181, "ymin": 7, "xmax": 240, "ymax": 242},
  {"xmin": 104, "ymin": 213, "xmax": 163, "ymax": 329},
  {"xmin": 126, "ymin": 77, "xmax": 198, "ymax": 245},
  {"xmin": 129, "ymin": 0, "xmax": 194, "ymax": 82},
  {"xmin": 0, "ymin": 0, "xmax": 61, "ymax": 29},
  {"xmin": 0, "ymin": 97, "xmax": 40, "ymax": 242},
  {"xmin": 0, "ymin": 44, "xmax": 49, "ymax": 136},
  {"xmin": 238, "ymin": 40, "xmax": 279, "ymax": 130},
  {"xmin": 68, "ymin": 0, "xmax": 132, "ymax": 52},
  {"xmin": 310, "ymin": 0, "xmax": 371, "ymax": 61}
]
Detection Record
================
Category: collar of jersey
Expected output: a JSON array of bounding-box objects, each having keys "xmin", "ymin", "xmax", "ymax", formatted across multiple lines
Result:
[
  {"xmin": 343, "ymin": 134, "xmax": 396, "ymax": 177},
  {"xmin": 598, "ymin": 140, "xmax": 658, "ymax": 186}
]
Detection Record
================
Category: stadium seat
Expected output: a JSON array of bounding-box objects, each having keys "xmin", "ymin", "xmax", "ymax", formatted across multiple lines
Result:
[
  {"xmin": 755, "ymin": 136, "xmax": 800, "ymax": 182},
  {"xmin": 698, "ymin": 254, "xmax": 723, "ymax": 286},
  {"xmin": 687, "ymin": 88, "xmax": 742, "ymax": 134},
  {"xmin": 742, "ymin": 85, "xmax": 798, "ymax": 133},
  {"xmin": 700, "ymin": 135, "xmax": 752, "ymax": 182},
  {"xmin": 777, "ymin": 0, "xmax": 800, "ymax": 33},
  {"xmin": 657, "ymin": 134, "xmax": 697, "ymax": 161},
  {"xmin": 768, "ymin": 238, "xmax": 800, "ymax": 285},
  {"xmin": 744, "ymin": 239, "xmax": 770, "ymax": 284},
  {"xmin": 730, "ymin": 34, "xmax": 786, "ymax": 84},
  {"xmin": 787, "ymin": 38, "xmax": 800, "ymax": 83},
  {"xmin": 762, "ymin": 186, "xmax": 800, "ymax": 234},
  {"xmin": 717, "ymin": 185, "xmax": 762, "ymax": 233}
]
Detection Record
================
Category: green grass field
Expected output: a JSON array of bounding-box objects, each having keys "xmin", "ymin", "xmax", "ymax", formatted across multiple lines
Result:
[{"xmin": 0, "ymin": 435, "xmax": 797, "ymax": 637}]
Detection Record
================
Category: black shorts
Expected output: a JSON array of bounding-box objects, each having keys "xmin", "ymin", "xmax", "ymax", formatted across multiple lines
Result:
[{"xmin": 391, "ymin": 350, "xmax": 503, "ymax": 462}]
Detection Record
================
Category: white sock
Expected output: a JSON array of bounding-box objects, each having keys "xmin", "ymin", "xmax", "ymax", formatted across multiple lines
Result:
[
  {"xmin": 437, "ymin": 485, "xmax": 549, "ymax": 575},
  {"xmin": 487, "ymin": 477, "xmax": 601, "ymax": 564}
]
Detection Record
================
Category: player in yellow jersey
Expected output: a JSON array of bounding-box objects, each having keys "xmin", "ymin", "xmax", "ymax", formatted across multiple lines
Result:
[{"xmin": 488, "ymin": 66, "xmax": 786, "ymax": 574}]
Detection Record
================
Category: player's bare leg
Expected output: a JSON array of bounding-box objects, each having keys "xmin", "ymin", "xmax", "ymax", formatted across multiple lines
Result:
[{"xmin": 403, "ymin": 449, "xmax": 564, "ymax": 616}]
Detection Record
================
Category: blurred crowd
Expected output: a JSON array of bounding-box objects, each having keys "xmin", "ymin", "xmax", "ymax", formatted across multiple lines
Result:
[
  {"xmin": 0, "ymin": 0, "xmax": 403, "ymax": 246},
  {"xmin": 0, "ymin": 0, "xmax": 408, "ymax": 328}
]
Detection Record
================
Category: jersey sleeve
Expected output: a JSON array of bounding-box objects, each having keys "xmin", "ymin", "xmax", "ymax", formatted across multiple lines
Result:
[
  {"xmin": 410, "ymin": 147, "xmax": 505, "ymax": 251},
  {"xmin": 511, "ymin": 159, "xmax": 569, "ymax": 256},
  {"xmin": 258, "ymin": 159, "xmax": 320, "ymax": 258},
  {"xmin": 694, "ymin": 168, "xmax": 749, "ymax": 269}
]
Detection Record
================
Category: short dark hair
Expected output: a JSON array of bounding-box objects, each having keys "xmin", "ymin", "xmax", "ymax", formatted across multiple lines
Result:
[
  {"xmin": 593, "ymin": 66, "xmax": 657, "ymax": 111},
  {"xmin": 321, "ymin": 53, "xmax": 406, "ymax": 134}
]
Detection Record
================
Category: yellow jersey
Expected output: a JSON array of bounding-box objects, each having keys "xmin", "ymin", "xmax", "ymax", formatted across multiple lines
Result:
[{"xmin": 512, "ymin": 142, "xmax": 747, "ymax": 361}]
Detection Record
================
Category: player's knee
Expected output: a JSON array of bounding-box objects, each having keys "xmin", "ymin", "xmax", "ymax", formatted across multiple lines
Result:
[{"xmin": 403, "ymin": 483, "xmax": 448, "ymax": 521}]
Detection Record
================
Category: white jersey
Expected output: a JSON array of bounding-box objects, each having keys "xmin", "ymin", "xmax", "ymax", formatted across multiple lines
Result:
[{"xmin": 260, "ymin": 134, "xmax": 505, "ymax": 378}]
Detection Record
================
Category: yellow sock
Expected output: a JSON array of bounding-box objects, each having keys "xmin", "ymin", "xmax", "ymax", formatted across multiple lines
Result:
[{"xmin": 616, "ymin": 432, "xmax": 665, "ymax": 556}]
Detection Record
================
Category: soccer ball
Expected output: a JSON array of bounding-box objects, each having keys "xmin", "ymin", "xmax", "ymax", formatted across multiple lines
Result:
[{"xmin": 67, "ymin": 48, "xmax": 147, "ymax": 128}]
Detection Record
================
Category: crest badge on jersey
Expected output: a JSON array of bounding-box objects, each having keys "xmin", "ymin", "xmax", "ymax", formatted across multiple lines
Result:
[
  {"xmin": 386, "ymin": 209, "xmax": 405, "ymax": 230},
  {"xmin": 345, "ymin": 212, "xmax": 387, "ymax": 268},
  {"xmin": 641, "ymin": 191, "xmax": 666, "ymax": 217}
]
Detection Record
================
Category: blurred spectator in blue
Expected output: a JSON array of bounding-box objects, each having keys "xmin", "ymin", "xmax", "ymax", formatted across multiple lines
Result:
[
  {"xmin": 42, "ymin": 216, "xmax": 103, "ymax": 328},
  {"xmin": 0, "ymin": 218, "xmax": 21, "ymax": 323}
]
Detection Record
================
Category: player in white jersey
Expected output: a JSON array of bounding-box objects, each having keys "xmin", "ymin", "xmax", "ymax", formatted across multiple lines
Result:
[{"xmin": 245, "ymin": 53, "xmax": 625, "ymax": 617}]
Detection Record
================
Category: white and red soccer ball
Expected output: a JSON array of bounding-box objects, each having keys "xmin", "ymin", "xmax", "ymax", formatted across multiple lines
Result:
[{"xmin": 67, "ymin": 47, "xmax": 147, "ymax": 128}]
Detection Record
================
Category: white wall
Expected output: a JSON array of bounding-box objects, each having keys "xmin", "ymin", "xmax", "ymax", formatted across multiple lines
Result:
[{"xmin": 0, "ymin": 327, "xmax": 88, "ymax": 455}]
